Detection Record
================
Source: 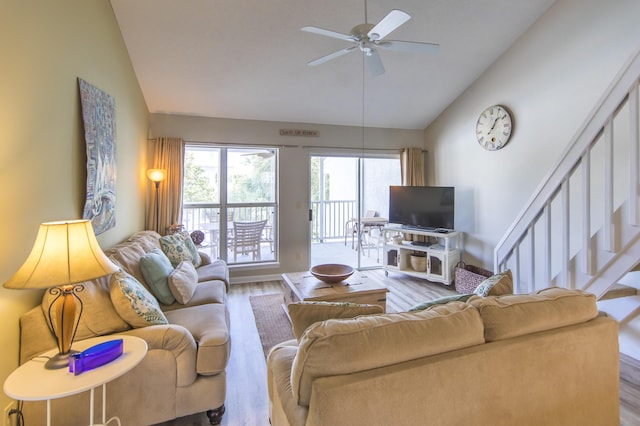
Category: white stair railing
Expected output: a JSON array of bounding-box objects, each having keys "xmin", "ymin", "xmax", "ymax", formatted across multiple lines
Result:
[{"xmin": 494, "ymin": 50, "xmax": 640, "ymax": 298}]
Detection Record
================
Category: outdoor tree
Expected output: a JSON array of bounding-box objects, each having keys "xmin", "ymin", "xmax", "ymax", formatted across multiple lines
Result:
[{"xmin": 184, "ymin": 152, "xmax": 216, "ymax": 203}]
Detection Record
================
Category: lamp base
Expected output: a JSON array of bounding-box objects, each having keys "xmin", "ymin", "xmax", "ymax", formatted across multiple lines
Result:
[{"xmin": 44, "ymin": 350, "xmax": 78, "ymax": 370}]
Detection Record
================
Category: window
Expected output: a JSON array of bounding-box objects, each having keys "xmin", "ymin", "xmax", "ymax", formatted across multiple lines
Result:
[{"xmin": 182, "ymin": 146, "xmax": 278, "ymax": 265}]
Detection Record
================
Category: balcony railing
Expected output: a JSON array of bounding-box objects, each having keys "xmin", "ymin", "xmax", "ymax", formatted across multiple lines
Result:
[
  {"xmin": 183, "ymin": 200, "xmax": 356, "ymax": 244},
  {"xmin": 311, "ymin": 200, "xmax": 357, "ymax": 242}
]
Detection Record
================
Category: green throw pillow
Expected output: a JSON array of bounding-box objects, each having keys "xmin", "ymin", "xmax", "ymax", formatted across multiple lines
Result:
[
  {"xmin": 474, "ymin": 270, "xmax": 513, "ymax": 297},
  {"xmin": 159, "ymin": 231, "xmax": 202, "ymax": 268},
  {"xmin": 409, "ymin": 293, "xmax": 476, "ymax": 311},
  {"xmin": 139, "ymin": 248, "xmax": 176, "ymax": 305}
]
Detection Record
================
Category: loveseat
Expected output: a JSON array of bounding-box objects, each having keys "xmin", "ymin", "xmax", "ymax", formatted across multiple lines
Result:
[
  {"xmin": 18, "ymin": 230, "xmax": 231, "ymax": 425},
  {"xmin": 268, "ymin": 287, "xmax": 620, "ymax": 425}
]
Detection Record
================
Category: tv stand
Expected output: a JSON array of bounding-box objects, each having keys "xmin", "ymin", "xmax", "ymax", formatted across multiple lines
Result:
[{"xmin": 382, "ymin": 226, "xmax": 461, "ymax": 285}]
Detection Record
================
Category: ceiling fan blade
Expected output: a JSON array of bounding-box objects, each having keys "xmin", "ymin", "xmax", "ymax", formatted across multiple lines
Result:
[
  {"xmin": 366, "ymin": 50, "xmax": 385, "ymax": 76},
  {"xmin": 308, "ymin": 46, "xmax": 357, "ymax": 66},
  {"xmin": 302, "ymin": 26, "xmax": 355, "ymax": 42},
  {"xmin": 367, "ymin": 9, "xmax": 410, "ymax": 41},
  {"xmin": 376, "ymin": 40, "xmax": 440, "ymax": 54}
]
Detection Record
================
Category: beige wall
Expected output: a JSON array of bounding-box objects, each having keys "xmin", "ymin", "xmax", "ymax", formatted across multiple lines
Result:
[
  {"xmin": 150, "ymin": 114, "xmax": 424, "ymax": 279},
  {"xmin": 0, "ymin": 0, "xmax": 148, "ymax": 410},
  {"xmin": 424, "ymin": 0, "xmax": 640, "ymax": 269}
]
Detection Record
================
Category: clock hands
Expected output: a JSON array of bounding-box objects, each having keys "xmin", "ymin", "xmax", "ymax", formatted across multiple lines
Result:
[{"xmin": 487, "ymin": 114, "xmax": 507, "ymax": 134}]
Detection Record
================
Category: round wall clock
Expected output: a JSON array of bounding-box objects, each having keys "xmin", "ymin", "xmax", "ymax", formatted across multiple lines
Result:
[{"xmin": 476, "ymin": 105, "xmax": 513, "ymax": 151}]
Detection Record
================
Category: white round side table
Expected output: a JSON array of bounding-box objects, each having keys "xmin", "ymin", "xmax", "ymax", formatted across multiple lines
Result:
[{"xmin": 3, "ymin": 335, "xmax": 147, "ymax": 426}]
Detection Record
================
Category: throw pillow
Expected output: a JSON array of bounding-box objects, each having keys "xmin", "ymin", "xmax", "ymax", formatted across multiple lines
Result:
[
  {"xmin": 168, "ymin": 260, "xmax": 199, "ymax": 304},
  {"xmin": 41, "ymin": 277, "xmax": 130, "ymax": 340},
  {"xmin": 159, "ymin": 231, "xmax": 202, "ymax": 268},
  {"xmin": 139, "ymin": 248, "xmax": 176, "ymax": 305},
  {"xmin": 288, "ymin": 301, "xmax": 384, "ymax": 341},
  {"xmin": 474, "ymin": 270, "xmax": 514, "ymax": 297},
  {"xmin": 409, "ymin": 293, "xmax": 477, "ymax": 311},
  {"xmin": 109, "ymin": 270, "xmax": 168, "ymax": 328}
]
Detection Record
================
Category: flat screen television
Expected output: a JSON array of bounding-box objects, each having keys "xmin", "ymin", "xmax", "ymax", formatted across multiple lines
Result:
[{"xmin": 388, "ymin": 186, "xmax": 455, "ymax": 230}]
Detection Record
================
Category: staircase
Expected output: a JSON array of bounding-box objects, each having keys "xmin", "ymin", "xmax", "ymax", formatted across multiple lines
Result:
[{"xmin": 493, "ymin": 49, "xmax": 640, "ymax": 360}]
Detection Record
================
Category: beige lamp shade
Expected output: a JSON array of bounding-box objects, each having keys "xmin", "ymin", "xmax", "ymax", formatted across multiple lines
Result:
[
  {"xmin": 146, "ymin": 168, "xmax": 167, "ymax": 183},
  {"xmin": 3, "ymin": 219, "xmax": 119, "ymax": 290}
]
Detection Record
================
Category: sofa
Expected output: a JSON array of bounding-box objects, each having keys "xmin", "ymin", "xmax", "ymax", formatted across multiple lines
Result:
[
  {"xmin": 267, "ymin": 287, "xmax": 620, "ymax": 425},
  {"xmin": 18, "ymin": 230, "xmax": 231, "ymax": 425}
]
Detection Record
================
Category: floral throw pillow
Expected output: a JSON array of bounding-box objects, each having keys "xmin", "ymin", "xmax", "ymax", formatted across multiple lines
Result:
[
  {"xmin": 159, "ymin": 231, "xmax": 202, "ymax": 268},
  {"xmin": 109, "ymin": 270, "xmax": 168, "ymax": 328},
  {"xmin": 409, "ymin": 293, "xmax": 477, "ymax": 312},
  {"xmin": 474, "ymin": 270, "xmax": 514, "ymax": 297}
]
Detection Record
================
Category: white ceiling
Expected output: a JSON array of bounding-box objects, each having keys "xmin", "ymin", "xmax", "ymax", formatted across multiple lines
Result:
[{"xmin": 110, "ymin": 0, "xmax": 556, "ymax": 130}]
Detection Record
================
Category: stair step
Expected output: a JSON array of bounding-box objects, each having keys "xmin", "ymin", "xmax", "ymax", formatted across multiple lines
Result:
[
  {"xmin": 597, "ymin": 295, "xmax": 640, "ymax": 322},
  {"xmin": 618, "ymin": 271, "xmax": 640, "ymax": 290},
  {"xmin": 600, "ymin": 283, "xmax": 638, "ymax": 300}
]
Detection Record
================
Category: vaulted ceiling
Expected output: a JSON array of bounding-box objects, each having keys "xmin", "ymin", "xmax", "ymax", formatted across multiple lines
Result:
[{"xmin": 110, "ymin": 0, "xmax": 556, "ymax": 130}]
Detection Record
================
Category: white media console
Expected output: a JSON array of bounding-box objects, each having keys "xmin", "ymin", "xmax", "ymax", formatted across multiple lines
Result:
[{"xmin": 382, "ymin": 226, "xmax": 461, "ymax": 285}]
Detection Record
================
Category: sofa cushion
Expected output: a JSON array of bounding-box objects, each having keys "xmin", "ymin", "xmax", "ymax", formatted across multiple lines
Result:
[
  {"xmin": 161, "ymin": 280, "xmax": 227, "ymax": 312},
  {"xmin": 41, "ymin": 276, "xmax": 130, "ymax": 340},
  {"xmin": 168, "ymin": 261, "xmax": 199, "ymax": 304},
  {"xmin": 140, "ymin": 248, "xmax": 176, "ymax": 305},
  {"xmin": 159, "ymin": 231, "xmax": 202, "ymax": 268},
  {"xmin": 109, "ymin": 271, "xmax": 168, "ymax": 328},
  {"xmin": 409, "ymin": 293, "xmax": 478, "ymax": 312},
  {"xmin": 288, "ymin": 301, "xmax": 384, "ymax": 341},
  {"xmin": 165, "ymin": 304, "xmax": 230, "ymax": 375},
  {"xmin": 196, "ymin": 259, "xmax": 230, "ymax": 290},
  {"xmin": 291, "ymin": 302, "xmax": 485, "ymax": 406},
  {"xmin": 469, "ymin": 287, "xmax": 599, "ymax": 342},
  {"xmin": 127, "ymin": 230, "xmax": 162, "ymax": 252},
  {"xmin": 106, "ymin": 242, "xmax": 149, "ymax": 288},
  {"xmin": 473, "ymin": 270, "xmax": 513, "ymax": 297}
]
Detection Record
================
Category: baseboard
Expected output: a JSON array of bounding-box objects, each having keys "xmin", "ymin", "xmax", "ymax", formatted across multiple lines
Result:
[
  {"xmin": 621, "ymin": 353, "xmax": 640, "ymax": 386},
  {"xmin": 230, "ymin": 274, "xmax": 283, "ymax": 285}
]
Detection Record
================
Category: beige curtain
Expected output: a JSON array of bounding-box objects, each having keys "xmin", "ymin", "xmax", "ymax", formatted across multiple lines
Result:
[
  {"xmin": 401, "ymin": 147, "xmax": 425, "ymax": 186},
  {"xmin": 147, "ymin": 137, "xmax": 184, "ymax": 235}
]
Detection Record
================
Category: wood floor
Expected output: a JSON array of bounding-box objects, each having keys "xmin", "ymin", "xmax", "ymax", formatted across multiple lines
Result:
[{"xmin": 157, "ymin": 270, "xmax": 640, "ymax": 426}]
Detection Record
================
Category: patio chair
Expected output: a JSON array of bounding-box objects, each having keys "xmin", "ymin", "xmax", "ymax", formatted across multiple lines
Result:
[
  {"xmin": 231, "ymin": 220, "xmax": 267, "ymax": 262},
  {"xmin": 344, "ymin": 218, "xmax": 359, "ymax": 249}
]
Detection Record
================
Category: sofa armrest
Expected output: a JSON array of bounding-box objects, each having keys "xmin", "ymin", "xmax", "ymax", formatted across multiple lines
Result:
[
  {"xmin": 116, "ymin": 324, "xmax": 198, "ymax": 387},
  {"xmin": 19, "ymin": 306, "xmax": 57, "ymax": 364},
  {"xmin": 199, "ymin": 251, "xmax": 212, "ymax": 265}
]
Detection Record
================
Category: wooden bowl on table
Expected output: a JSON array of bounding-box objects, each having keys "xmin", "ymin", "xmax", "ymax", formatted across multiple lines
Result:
[{"xmin": 310, "ymin": 264, "xmax": 355, "ymax": 284}]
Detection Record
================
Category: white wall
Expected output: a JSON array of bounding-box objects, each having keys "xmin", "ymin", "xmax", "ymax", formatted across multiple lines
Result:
[
  {"xmin": 424, "ymin": 0, "xmax": 640, "ymax": 270},
  {"xmin": 150, "ymin": 114, "xmax": 424, "ymax": 279}
]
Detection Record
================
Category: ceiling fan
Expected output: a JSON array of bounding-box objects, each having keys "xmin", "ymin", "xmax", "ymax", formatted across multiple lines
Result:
[{"xmin": 302, "ymin": 2, "xmax": 439, "ymax": 76}]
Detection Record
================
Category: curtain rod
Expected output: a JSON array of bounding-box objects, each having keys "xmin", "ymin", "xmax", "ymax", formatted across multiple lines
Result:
[
  {"xmin": 148, "ymin": 138, "xmax": 422, "ymax": 153},
  {"xmin": 303, "ymin": 145, "xmax": 401, "ymax": 152}
]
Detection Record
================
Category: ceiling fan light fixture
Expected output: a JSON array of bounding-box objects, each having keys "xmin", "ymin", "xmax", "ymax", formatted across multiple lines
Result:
[{"xmin": 302, "ymin": 7, "xmax": 439, "ymax": 76}]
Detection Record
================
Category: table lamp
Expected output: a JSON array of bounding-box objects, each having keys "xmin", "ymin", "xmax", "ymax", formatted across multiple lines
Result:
[{"xmin": 3, "ymin": 219, "xmax": 119, "ymax": 369}]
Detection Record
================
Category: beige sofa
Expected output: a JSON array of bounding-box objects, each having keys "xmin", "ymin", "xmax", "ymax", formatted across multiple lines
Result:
[
  {"xmin": 18, "ymin": 230, "xmax": 231, "ymax": 425},
  {"xmin": 268, "ymin": 288, "xmax": 620, "ymax": 425}
]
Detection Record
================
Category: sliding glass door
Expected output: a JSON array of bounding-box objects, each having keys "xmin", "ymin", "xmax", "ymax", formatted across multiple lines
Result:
[{"xmin": 310, "ymin": 153, "xmax": 401, "ymax": 269}]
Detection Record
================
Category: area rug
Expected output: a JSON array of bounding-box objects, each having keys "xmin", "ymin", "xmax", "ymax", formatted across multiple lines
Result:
[{"xmin": 249, "ymin": 293, "xmax": 295, "ymax": 358}]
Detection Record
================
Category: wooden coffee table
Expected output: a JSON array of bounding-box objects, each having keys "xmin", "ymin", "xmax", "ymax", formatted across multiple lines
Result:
[{"xmin": 282, "ymin": 270, "xmax": 389, "ymax": 312}]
